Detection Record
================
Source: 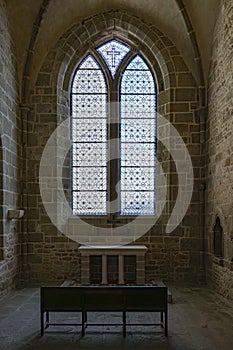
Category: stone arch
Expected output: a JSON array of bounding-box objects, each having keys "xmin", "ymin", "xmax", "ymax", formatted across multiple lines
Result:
[
  {"xmin": 29, "ymin": 9, "xmax": 202, "ymax": 283},
  {"xmin": 22, "ymin": 1, "xmax": 204, "ymax": 105},
  {"xmin": 35, "ymin": 10, "xmax": 185, "ymax": 213},
  {"xmin": 36, "ymin": 9, "xmax": 199, "ymax": 92},
  {"xmin": 35, "ymin": 9, "xmax": 200, "ymax": 142},
  {"xmin": 62, "ymin": 32, "xmax": 166, "ymax": 94},
  {"xmin": 33, "ymin": 9, "xmax": 200, "ymax": 226}
]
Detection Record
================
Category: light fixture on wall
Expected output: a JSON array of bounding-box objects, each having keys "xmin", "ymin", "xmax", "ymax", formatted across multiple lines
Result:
[{"xmin": 7, "ymin": 209, "xmax": 24, "ymax": 220}]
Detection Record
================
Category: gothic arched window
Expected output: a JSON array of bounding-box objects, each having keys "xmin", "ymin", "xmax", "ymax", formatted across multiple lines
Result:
[{"xmin": 71, "ymin": 40, "xmax": 157, "ymax": 217}]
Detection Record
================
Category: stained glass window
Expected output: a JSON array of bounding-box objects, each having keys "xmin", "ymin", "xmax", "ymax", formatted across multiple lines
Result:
[
  {"xmin": 97, "ymin": 40, "xmax": 130, "ymax": 77},
  {"xmin": 71, "ymin": 55, "xmax": 107, "ymax": 215},
  {"xmin": 120, "ymin": 55, "xmax": 156, "ymax": 215},
  {"xmin": 71, "ymin": 41, "xmax": 156, "ymax": 217}
]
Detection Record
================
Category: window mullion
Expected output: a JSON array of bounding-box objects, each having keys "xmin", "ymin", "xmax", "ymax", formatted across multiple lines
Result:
[{"xmin": 109, "ymin": 80, "xmax": 120, "ymax": 217}]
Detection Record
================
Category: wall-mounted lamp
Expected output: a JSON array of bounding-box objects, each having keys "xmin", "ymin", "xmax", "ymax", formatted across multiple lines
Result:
[
  {"xmin": 7, "ymin": 209, "xmax": 24, "ymax": 220},
  {"xmin": 199, "ymin": 183, "xmax": 206, "ymax": 191}
]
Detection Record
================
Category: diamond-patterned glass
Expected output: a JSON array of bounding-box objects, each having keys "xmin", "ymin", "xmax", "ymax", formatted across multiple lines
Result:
[
  {"xmin": 121, "ymin": 95, "xmax": 156, "ymax": 116},
  {"xmin": 72, "ymin": 143, "xmax": 107, "ymax": 166},
  {"xmin": 71, "ymin": 47, "xmax": 156, "ymax": 217},
  {"xmin": 73, "ymin": 167, "xmax": 107, "ymax": 190},
  {"xmin": 72, "ymin": 119, "xmax": 107, "ymax": 142},
  {"xmin": 121, "ymin": 119, "xmax": 155, "ymax": 142},
  {"xmin": 97, "ymin": 40, "xmax": 130, "ymax": 77},
  {"xmin": 78, "ymin": 55, "xmax": 99, "ymax": 69},
  {"xmin": 71, "ymin": 55, "xmax": 107, "ymax": 215},
  {"xmin": 121, "ymin": 144, "xmax": 155, "ymax": 167},
  {"xmin": 120, "ymin": 55, "xmax": 156, "ymax": 215},
  {"xmin": 72, "ymin": 192, "xmax": 107, "ymax": 215},
  {"xmin": 121, "ymin": 70, "xmax": 155, "ymax": 94},
  {"xmin": 124, "ymin": 55, "xmax": 150, "ymax": 70},
  {"xmin": 72, "ymin": 95, "xmax": 107, "ymax": 118},
  {"xmin": 121, "ymin": 168, "xmax": 154, "ymax": 191},
  {"xmin": 73, "ymin": 56, "xmax": 107, "ymax": 93},
  {"xmin": 120, "ymin": 191, "xmax": 155, "ymax": 215}
]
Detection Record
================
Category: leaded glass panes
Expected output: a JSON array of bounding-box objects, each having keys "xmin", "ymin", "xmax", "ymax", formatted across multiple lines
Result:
[
  {"xmin": 121, "ymin": 144, "xmax": 155, "ymax": 167},
  {"xmin": 71, "ymin": 55, "xmax": 107, "ymax": 215},
  {"xmin": 72, "ymin": 144, "xmax": 107, "ymax": 166},
  {"xmin": 73, "ymin": 167, "xmax": 107, "ymax": 190},
  {"xmin": 73, "ymin": 192, "xmax": 107, "ymax": 215},
  {"xmin": 71, "ymin": 45, "xmax": 156, "ymax": 217},
  {"xmin": 72, "ymin": 119, "xmax": 106, "ymax": 142},
  {"xmin": 121, "ymin": 119, "xmax": 155, "ymax": 142},
  {"xmin": 97, "ymin": 40, "xmax": 130, "ymax": 77},
  {"xmin": 125, "ymin": 55, "xmax": 149, "ymax": 70},
  {"xmin": 78, "ymin": 55, "xmax": 100, "ymax": 69},
  {"xmin": 121, "ymin": 168, "xmax": 154, "ymax": 191},
  {"xmin": 73, "ymin": 57, "xmax": 106, "ymax": 94},
  {"xmin": 121, "ymin": 71, "xmax": 155, "ymax": 94},
  {"xmin": 72, "ymin": 95, "xmax": 107, "ymax": 118},
  {"xmin": 121, "ymin": 95, "xmax": 156, "ymax": 116},
  {"xmin": 120, "ymin": 55, "xmax": 156, "ymax": 215},
  {"xmin": 121, "ymin": 192, "xmax": 155, "ymax": 215}
]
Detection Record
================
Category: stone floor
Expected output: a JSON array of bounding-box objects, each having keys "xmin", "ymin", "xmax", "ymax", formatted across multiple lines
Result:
[{"xmin": 0, "ymin": 286, "xmax": 233, "ymax": 350}]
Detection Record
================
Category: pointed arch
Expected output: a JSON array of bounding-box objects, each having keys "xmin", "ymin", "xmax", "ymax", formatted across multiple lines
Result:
[
  {"xmin": 97, "ymin": 40, "xmax": 130, "ymax": 77},
  {"xmin": 120, "ymin": 55, "xmax": 157, "ymax": 215},
  {"xmin": 70, "ymin": 44, "xmax": 157, "ymax": 217},
  {"xmin": 71, "ymin": 55, "xmax": 108, "ymax": 215}
]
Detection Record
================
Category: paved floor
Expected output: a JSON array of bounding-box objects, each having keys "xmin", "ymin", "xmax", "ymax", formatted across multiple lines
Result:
[{"xmin": 0, "ymin": 286, "xmax": 233, "ymax": 350}]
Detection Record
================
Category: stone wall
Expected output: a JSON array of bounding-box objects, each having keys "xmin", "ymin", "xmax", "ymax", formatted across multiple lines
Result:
[
  {"xmin": 206, "ymin": 0, "xmax": 233, "ymax": 300},
  {"xmin": 0, "ymin": 0, "xmax": 21, "ymax": 298},
  {"xmin": 24, "ymin": 10, "xmax": 205, "ymax": 287}
]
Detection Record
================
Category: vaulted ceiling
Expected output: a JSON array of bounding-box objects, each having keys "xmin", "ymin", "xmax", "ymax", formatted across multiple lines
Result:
[{"xmin": 5, "ymin": 0, "xmax": 220, "ymax": 96}]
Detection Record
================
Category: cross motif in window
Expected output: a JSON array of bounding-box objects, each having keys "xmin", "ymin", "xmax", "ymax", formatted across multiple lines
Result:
[{"xmin": 107, "ymin": 46, "xmax": 120, "ymax": 67}]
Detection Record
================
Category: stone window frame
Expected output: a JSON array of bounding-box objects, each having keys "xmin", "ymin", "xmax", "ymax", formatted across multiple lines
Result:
[
  {"xmin": 33, "ymin": 10, "xmax": 200, "ymax": 238},
  {"xmin": 58, "ymin": 25, "xmax": 170, "ymax": 228},
  {"xmin": 69, "ymin": 38, "xmax": 158, "ymax": 219}
]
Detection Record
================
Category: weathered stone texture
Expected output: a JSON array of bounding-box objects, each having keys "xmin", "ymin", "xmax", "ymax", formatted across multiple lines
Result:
[
  {"xmin": 206, "ymin": 0, "xmax": 233, "ymax": 299},
  {"xmin": 22, "ymin": 10, "xmax": 205, "ymax": 287},
  {"xmin": 3, "ymin": 4, "xmax": 231, "ymax": 299},
  {"xmin": 0, "ymin": 0, "xmax": 21, "ymax": 299}
]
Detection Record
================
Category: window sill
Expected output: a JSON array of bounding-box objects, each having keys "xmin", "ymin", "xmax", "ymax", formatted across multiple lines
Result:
[{"xmin": 69, "ymin": 215, "xmax": 157, "ymax": 224}]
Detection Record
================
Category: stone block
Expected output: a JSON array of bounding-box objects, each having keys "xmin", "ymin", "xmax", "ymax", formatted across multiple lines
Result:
[
  {"xmin": 36, "ymin": 73, "xmax": 50, "ymax": 86},
  {"xmin": 176, "ymin": 88, "xmax": 197, "ymax": 101},
  {"xmin": 27, "ymin": 254, "xmax": 42, "ymax": 264},
  {"xmin": 172, "ymin": 57, "xmax": 188, "ymax": 72},
  {"xmin": 180, "ymin": 238, "xmax": 203, "ymax": 252},
  {"xmin": 164, "ymin": 237, "xmax": 180, "ymax": 251},
  {"xmin": 168, "ymin": 102, "xmax": 190, "ymax": 112},
  {"xmin": 178, "ymin": 73, "xmax": 196, "ymax": 87},
  {"xmin": 42, "ymin": 224, "xmax": 58, "ymax": 236},
  {"xmin": 175, "ymin": 113, "xmax": 194, "ymax": 123},
  {"xmin": 28, "ymin": 233, "xmax": 43, "ymax": 242}
]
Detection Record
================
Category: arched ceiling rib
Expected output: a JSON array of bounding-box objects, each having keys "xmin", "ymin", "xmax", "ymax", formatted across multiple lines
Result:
[{"xmin": 5, "ymin": 0, "xmax": 220, "ymax": 100}]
